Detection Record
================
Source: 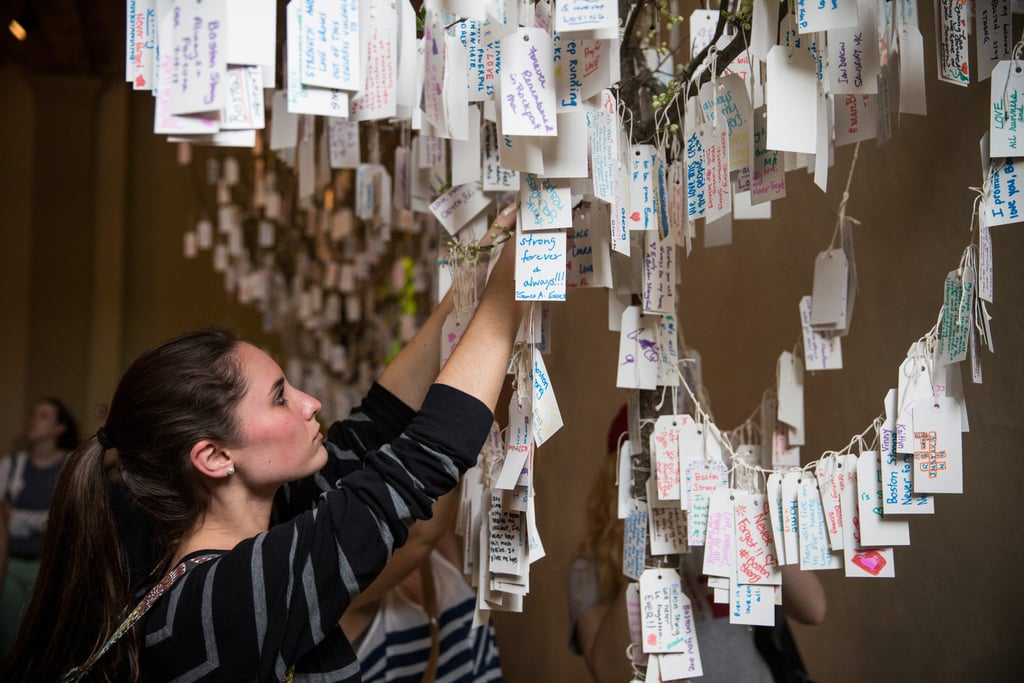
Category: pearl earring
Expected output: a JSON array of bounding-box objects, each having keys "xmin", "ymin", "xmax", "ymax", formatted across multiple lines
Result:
[{"xmin": 227, "ymin": 465, "xmax": 236, "ymax": 475}]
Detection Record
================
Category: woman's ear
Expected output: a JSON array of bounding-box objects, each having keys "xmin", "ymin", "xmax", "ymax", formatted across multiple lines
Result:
[{"xmin": 189, "ymin": 440, "xmax": 234, "ymax": 479}]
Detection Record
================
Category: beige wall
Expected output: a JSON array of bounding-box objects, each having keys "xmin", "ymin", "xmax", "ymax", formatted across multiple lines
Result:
[{"xmin": 1, "ymin": 9, "xmax": 1021, "ymax": 682}]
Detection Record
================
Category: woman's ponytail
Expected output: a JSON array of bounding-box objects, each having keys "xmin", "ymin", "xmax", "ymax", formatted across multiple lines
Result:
[{"xmin": 2, "ymin": 435, "xmax": 136, "ymax": 682}]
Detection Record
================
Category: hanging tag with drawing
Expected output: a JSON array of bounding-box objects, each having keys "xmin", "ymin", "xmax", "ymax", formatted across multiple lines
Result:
[{"xmin": 839, "ymin": 454, "xmax": 897, "ymax": 577}]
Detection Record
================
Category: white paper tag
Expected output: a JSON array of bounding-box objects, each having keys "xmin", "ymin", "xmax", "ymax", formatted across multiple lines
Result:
[
  {"xmin": 166, "ymin": 0, "xmax": 228, "ymax": 115},
  {"xmin": 328, "ymin": 119, "xmax": 360, "ymax": 168},
  {"xmin": 515, "ymin": 230, "xmax": 567, "ymax": 301},
  {"xmin": 776, "ymin": 351, "xmax": 805, "ymax": 435},
  {"xmin": 834, "ymin": 94, "xmax": 878, "ymax": 146},
  {"xmin": 521, "ymin": 175, "xmax": 573, "ymax": 229},
  {"xmin": 685, "ymin": 124, "xmax": 709, "ymax": 220},
  {"xmin": 810, "ymin": 249, "xmax": 850, "ymax": 331},
  {"xmin": 796, "ymin": 0, "xmax": 858, "ymax": 33},
  {"xmin": 827, "ymin": 4, "xmax": 880, "ymax": 94},
  {"xmin": 733, "ymin": 492, "xmax": 782, "ymax": 585},
  {"xmin": 430, "ymin": 183, "xmax": 492, "ymax": 235},
  {"xmin": 649, "ymin": 506, "xmax": 688, "ymax": 556},
  {"xmin": 483, "ymin": 121, "xmax": 520, "ymax": 190},
  {"xmin": 623, "ymin": 503, "xmax": 649, "ymax": 580},
  {"xmin": 912, "ymin": 397, "xmax": 964, "ymax": 494},
  {"xmin": 701, "ymin": 75, "xmax": 754, "ymax": 172},
  {"xmin": 652, "ymin": 416, "xmax": 682, "ymax": 501},
  {"xmin": 780, "ymin": 471, "xmax": 802, "ymax": 564},
  {"xmin": 881, "ymin": 388, "xmax": 936, "ymax": 514},
  {"xmin": 985, "ymin": 157, "xmax": 1024, "ymax": 226},
  {"xmin": 684, "ymin": 459, "xmax": 727, "ymax": 546},
  {"xmin": 975, "ymin": 0, "xmax": 1012, "ymax": 81},
  {"xmin": 856, "ymin": 451, "xmax": 911, "ymax": 546},
  {"xmin": 531, "ymin": 347, "xmax": 564, "ymax": 446},
  {"xmin": 286, "ymin": 4, "xmax": 350, "ymax": 117},
  {"xmin": 496, "ymin": 393, "xmax": 533, "ymax": 490},
  {"xmin": 937, "ymin": 269, "xmax": 974, "ymax": 365},
  {"xmin": 640, "ymin": 569, "xmax": 701, "ymax": 657},
  {"xmin": 589, "ymin": 90, "xmax": 619, "ymax": 203},
  {"xmin": 555, "ymin": 0, "xmax": 618, "ymax": 33},
  {"xmin": 751, "ymin": 107, "xmax": 786, "ymax": 205},
  {"xmin": 766, "ymin": 473, "xmax": 788, "ymax": 565},
  {"xmin": 703, "ymin": 124, "xmax": 732, "ymax": 224},
  {"xmin": 814, "ymin": 455, "xmax": 847, "ymax": 551},
  {"xmin": 898, "ymin": 28, "xmax": 928, "ymax": 115},
  {"xmin": 641, "ymin": 232, "xmax": 676, "ymax": 315},
  {"xmin": 800, "ymin": 296, "xmax": 842, "ymax": 370},
  {"xmin": 936, "ymin": 0, "xmax": 970, "ymax": 86},
  {"xmin": 839, "ymin": 454, "xmax": 897, "ymax": 577},
  {"xmin": 702, "ymin": 488, "xmax": 736, "ymax": 578},
  {"xmin": 616, "ymin": 307, "xmax": 660, "ymax": 390},
  {"xmin": 500, "ymin": 28, "xmax": 558, "ymax": 136},
  {"xmin": 798, "ymin": 476, "xmax": 842, "ymax": 570},
  {"xmin": 617, "ymin": 440, "xmax": 634, "ymax": 520},
  {"xmin": 729, "ymin": 582, "xmax": 776, "ymax": 626},
  {"xmin": 766, "ymin": 45, "xmax": 818, "ymax": 154},
  {"xmin": 297, "ymin": 0, "xmax": 361, "ymax": 91},
  {"xmin": 350, "ymin": 0, "xmax": 398, "ymax": 121},
  {"xmin": 989, "ymin": 61, "xmax": 1024, "ymax": 158}
]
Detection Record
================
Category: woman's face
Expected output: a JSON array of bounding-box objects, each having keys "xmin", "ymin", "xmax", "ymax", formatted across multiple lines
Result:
[
  {"xmin": 26, "ymin": 401, "xmax": 64, "ymax": 446},
  {"xmin": 228, "ymin": 343, "xmax": 327, "ymax": 488}
]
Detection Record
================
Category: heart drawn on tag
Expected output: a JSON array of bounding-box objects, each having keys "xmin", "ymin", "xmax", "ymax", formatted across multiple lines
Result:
[
  {"xmin": 629, "ymin": 211, "xmax": 641, "ymax": 223},
  {"xmin": 851, "ymin": 550, "xmax": 887, "ymax": 576}
]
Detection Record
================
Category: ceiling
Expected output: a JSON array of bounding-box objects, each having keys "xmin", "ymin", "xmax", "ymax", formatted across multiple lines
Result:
[{"xmin": 2, "ymin": 0, "xmax": 140, "ymax": 78}]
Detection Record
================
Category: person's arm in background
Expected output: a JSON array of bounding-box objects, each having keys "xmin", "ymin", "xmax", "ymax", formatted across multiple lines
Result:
[
  {"xmin": 339, "ymin": 488, "xmax": 459, "ymax": 640},
  {"xmin": 575, "ymin": 583, "xmax": 633, "ymax": 683},
  {"xmin": 0, "ymin": 503, "xmax": 9, "ymax": 590},
  {"xmin": 779, "ymin": 565, "xmax": 827, "ymax": 624}
]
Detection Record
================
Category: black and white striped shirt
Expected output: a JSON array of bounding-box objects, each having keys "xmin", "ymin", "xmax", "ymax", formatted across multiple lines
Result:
[{"xmin": 141, "ymin": 383, "xmax": 492, "ymax": 682}]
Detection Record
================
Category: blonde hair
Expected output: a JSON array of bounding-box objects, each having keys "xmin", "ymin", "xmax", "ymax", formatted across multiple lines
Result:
[{"xmin": 580, "ymin": 440, "xmax": 626, "ymax": 605}]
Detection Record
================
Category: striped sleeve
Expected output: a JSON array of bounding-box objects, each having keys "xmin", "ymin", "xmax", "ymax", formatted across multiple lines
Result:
[{"xmin": 142, "ymin": 384, "xmax": 493, "ymax": 682}]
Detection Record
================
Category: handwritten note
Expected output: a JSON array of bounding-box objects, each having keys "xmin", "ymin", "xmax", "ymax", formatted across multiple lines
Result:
[
  {"xmin": 732, "ymin": 492, "xmax": 782, "ymax": 585},
  {"xmin": 938, "ymin": 269, "xmax": 974, "ymax": 365},
  {"xmin": 640, "ymin": 569, "xmax": 696, "ymax": 652},
  {"xmin": 912, "ymin": 398, "xmax": 964, "ymax": 494},
  {"xmin": 166, "ymin": 0, "xmax": 227, "ymax": 115},
  {"xmin": 989, "ymin": 61, "xmax": 1024, "ymax": 157},
  {"xmin": 286, "ymin": 3, "xmax": 350, "ymax": 117},
  {"xmin": 685, "ymin": 460, "xmax": 727, "ymax": 546},
  {"xmin": 936, "ymin": 0, "xmax": 970, "ymax": 86},
  {"xmin": 651, "ymin": 416, "xmax": 681, "ymax": 501},
  {"xmin": 626, "ymin": 145, "xmax": 658, "ymax": 231},
  {"xmin": 488, "ymin": 491, "xmax": 526, "ymax": 576},
  {"xmin": 685, "ymin": 127, "xmax": 708, "ymax": 219},
  {"xmin": 483, "ymin": 122, "xmax": 520, "ymax": 190},
  {"xmin": 555, "ymin": 0, "xmax": 617, "ymax": 32},
  {"xmin": 327, "ymin": 118, "xmax": 359, "ymax": 168},
  {"xmin": 703, "ymin": 125, "xmax": 731, "ymax": 223},
  {"xmin": 642, "ymin": 232, "xmax": 676, "ymax": 315},
  {"xmin": 799, "ymin": 296, "xmax": 843, "ymax": 370},
  {"xmin": 589, "ymin": 90, "xmax": 618, "ymax": 203},
  {"xmin": 856, "ymin": 451, "xmax": 911, "ymax": 547},
  {"xmin": 350, "ymin": 0, "xmax": 397, "ymax": 121},
  {"xmin": 798, "ymin": 477, "xmax": 841, "ymax": 570},
  {"xmin": 985, "ymin": 157, "xmax": 1024, "ymax": 225},
  {"xmin": 834, "ymin": 93, "xmax": 878, "ymax": 146},
  {"xmin": 780, "ymin": 472, "xmax": 801, "ymax": 563},
  {"xmin": 839, "ymin": 454, "xmax": 897, "ymax": 578},
  {"xmin": 616, "ymin": 306, "xmax": 659, "ymax": 390},
  {"xmin": 814, "ymin": 456, "xmax": 847, "ymax": 551},
  {"xmin": 796, "ymin": 0, "xmax": 858, "ymax": 34},
  {"xmin": 700, "ymin": 75, "xmax": 753, "ymax": 172},
  {"xmin": 429, "ymin": 183, "xmax": 491, "ymax": 235},
  {"xmin": 975, "ymin": 0, "xmax": 1012, "ymax": 81},
  {"xmin": 532, "ymin": 347, "xmax": 564, "ymax": 446},
  {"xmin": 623, "ymin": 503, "xmax": 648, "ymax": 580},
  {"xmin": 500, "ymin": 28, "xmax": 557, "ymax": 136},
  {"xmin": 730, "ymin": 582, "xmax": 775, "ymax": 626},
  {"xmin": 220, "ymin": 65, "xmax": 265, "ymax": 129},
  {"xmin": 703, "ymin": 489, "xmax": 737, "ymax": 578},
  {"xmin": 127, "ymin": 0, "xmax": 157, "ymax": 90},
  {"xmin": 154, "ymin": 33, "xmax": 220, "ymax": 135},
  {"xmin": 649, "ymin": 507, "xmax": 688, "ymax": 555},
  {"xmin": 298, "ymin": 0, "xmax": 361, "ymax": 91},
  {"xmin": 881, "ymin": 388, "xmax": 936, "ymax": 514},
  {"xmin": 515, "ymin": 230, "xmax": 567, "ymax": 301},
  {"xmin": 496, "ymin": 393, "xmax": 533, "ymax": 490},
  {"xmin": 521, "ymin": 174, "xmax": 572, "ymax": 229},
  {"xmin": 749, "ymin": 108, "xmax": 785, "ymax": 205}
]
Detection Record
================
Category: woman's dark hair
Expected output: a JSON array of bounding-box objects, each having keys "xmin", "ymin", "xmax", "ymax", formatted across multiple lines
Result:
[
  {"xmin": 2, "ymin": 328, "xmax": 248, "ymax": 682},
  {"xmin": 39, "ymin": 396, "xmax": 80, "ymax": 451}
]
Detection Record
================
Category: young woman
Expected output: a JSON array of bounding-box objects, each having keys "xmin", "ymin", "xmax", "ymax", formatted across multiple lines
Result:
[
  {"xmin": 0, "ymin": 397, "xmax": 78, "ymax": 656},
  {"xmin": 2, "ymin": 209, "xmax": 523, "ymax": 682}
]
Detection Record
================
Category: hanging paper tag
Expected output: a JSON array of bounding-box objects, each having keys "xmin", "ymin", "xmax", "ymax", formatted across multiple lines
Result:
[
  {"xmin": 703, "ymin": 124, "xmax": 732, "ymax": 224},
  {"xmin": 776, "ymin": 351, "xmax": 805, "ymax": 434},
  {"xmin": 975, "ymin": 0, "xmax": 1012, "ymax": 81},
  {"xmin": 540, "ymin": 111, "xmax": 590, "ymax": 177},
  {"xmin": 701, "ymin": 75, "xmax": 754, "ymax": 172},
  {"xmin": 766, "ymin": 473, "xmax": 788, "ymax": 565},
  {"xmin": 297, "ymin": 0, "xmax": 361, "ymax": 92},
  {"xmin": 328, "ymin": 119, "xmax": 361, "ymax": 169},
  {"xmin": 555, "ymin": 0, "xmax": 618, "ymax": 33},
  {"xmin": 618, "ymin": 440, "xmax": 634, "ymax": 520},
  {"xmin": 857, "ymin": 451, "xmax": 911, "ymax": 546},
  {"xmin": 881, "ymin": 388, "xmax": 936, "ymax": 514},
  {"xmin": 166, "ymin": 0, "xmax": 227, "ymax": 115},
  {"xmin": 766, "ymin": 46, "xmax": 818, "ymax": 153},
  {"xmin": 702, "ymin": 488, "xmax": 737, "ymax": 578},
  {"xmin": 589, "ymin": 91, "xmax": 619, "ymax": 203},
  {"xmin": 351, "ymin": 0, "xmax": 398, "ymax": 121},
  {"xmin": 496, "ymin": 393, "xmax": 533, "ymax": 490},
  {"xmin": 814, "ymin": 456, "xmax": 847, "ymax": 551},
  {"xmin": 895, "ymin": 351, "xmax": 934, "ymax": 447},
  {"xmin": 430, "ymin": 183, "xmax": 492, "ymax": 235},
  {"xmin": 898, "ymin": 28, "xmax": 928, "ymax": 115},
  {"xmin": 488, "ymin": 491, "xmax": 526, "ymax": 576},
  {"xmin": 751, "ymin": 107, "xmax": 786, "ymax": 205},
  {"xmin": 521, "ymin": 174, "xmax": 573, "ymax": 229},
  {"xmin": 642, "ymin": 232, "xmax": 676, "ymax": 315},
  {"xmin": 796, "ymin": 0, "xmax": 858, "ymax": 34},
  {"xmin": 652, "ymin": 415, "xmax": 682, "ymax": 501},
  {"xmin": 729, "ymin": 582, "xmax": 776, "ymax": 626},
  {"xmin": 989, "ymin": 61, "xmax": 1024, "ymax": 157},
  {"xmin": 626, "ymin": 145, "xmax": 659, "ymax": 231},
  {"xmin": 979, "ymin": 214, "xmax": 994, "ymax": 303},
  {"xmin": 798, "ymin": 476, "xmax": 842, "ymax": 570},
  {"xmin": 656, "ymin": 315, "xmax": 681, "ymax": 387},
  {"xmin": 532, "ymin": 347, "xmax": 564, "ymax": 446},
  {"xmin": 834, "ymin": 94, "xmax": 878, "ymax": 146},
  {"xmin": 838, "ymin": 454, "xmax": 896, "ymax": 577},
  {"xmin": 912, "ymin": 397, "xmax": 964, "ymax": 494},
  {"xmin": 937, "ymin": 269, "xmax": 975, "ymax": 365},
  {"xmin": 827, "ymin": 5, "xmax": 880, "ymax": 94},
  {"xmin": 623, "ymin": 502, "xmax": 649, "ymax": 580},
  {"xmin": 810, "ymin": 249, "xmax": 850, "ymax": 331},
  {"xmin": 221, "ymin": 66, "xmax": 265, "ymax": 130},
  {"xmin": 684, "ymin": 459, "xmax": 727, "ymax": 545},
  {"xmin": 649, "ymin": 507, "xmax": 688, "ymax": 556},
  {"xmin": 499, "ymin": 28, "xmax": 558, "ymax": 136},
  {"xmin": 616, "ymin": 307, "xmax": 660, "ymax": 390},
  {"xmin": 640, "ymin": 569, "xmax": 699, "ymax": 653},
  {"xmin": 780, "ymin": 472, "xmax": 802, "ymax": 564},
  {"xmin": 936, "ymin": 0, "xmax": 970, "ymax": 86},
  {"xmin": 483, "ymin": 122, "xmax": 520, "ymax": 190},
  {"xmin": 514, "ymin": 230, "xmax": 567, "ymax": 301},
  {"xmin": 733, "ymin": 492, "xmax": 782, "ymax": 585},
  {"xmin": 685, "ymin": 123, "xmax": 709, "ymax": 220},
  {"xmin": 985, "ymin": 157, "xmax": 1024, "ymax": 226}
]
